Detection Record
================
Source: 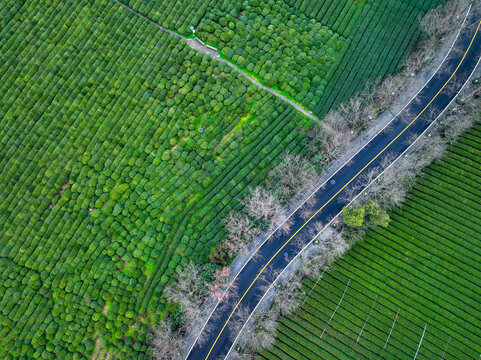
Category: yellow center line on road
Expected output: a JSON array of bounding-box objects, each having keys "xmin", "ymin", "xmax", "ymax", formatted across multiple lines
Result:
[{"xmin": 203, "ymin": 19, "xmax": 481, "ymax": 360}]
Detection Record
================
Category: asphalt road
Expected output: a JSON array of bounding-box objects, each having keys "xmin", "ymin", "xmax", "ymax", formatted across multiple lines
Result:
[{"xmin": 186, "ymin": 9, "xmax": 481, "ymax": 360}]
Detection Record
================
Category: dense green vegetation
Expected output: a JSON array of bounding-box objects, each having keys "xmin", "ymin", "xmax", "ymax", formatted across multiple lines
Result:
[
  {"xmin": 0, "ymin": 0, "xmax": 450, "ymax": 359},
  {"xmin": 0, "ymin": 1, "xmax": 314, "ymax": 359},
  {"xmin": 196, "ymin": 0, "xmax": 349, "ymax": 109},
  {"xmin": 124, "ymin": 0, "xmax": 445, "ymax": 114},
  {"xmin": 289, "ymin": 0, "xmax": 445, "ymax": 117},
  {"xmin": 257, "ymin": 122, "xmax": 481, "ymax": 359}
]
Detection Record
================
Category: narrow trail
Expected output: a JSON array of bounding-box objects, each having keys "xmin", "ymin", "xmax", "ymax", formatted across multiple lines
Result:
[
  {"xmin": 112, "ymin": 0, "xmax": 322, "ymax": 124},
  {"xmin": 185, "ymin": 7, "xmax": 481, "ymax": 360}
]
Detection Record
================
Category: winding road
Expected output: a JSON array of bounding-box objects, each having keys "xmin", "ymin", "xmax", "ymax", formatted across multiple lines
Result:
[{"xmin": 186, "ymin": 7, "xmax": 481, "ymax": 360}]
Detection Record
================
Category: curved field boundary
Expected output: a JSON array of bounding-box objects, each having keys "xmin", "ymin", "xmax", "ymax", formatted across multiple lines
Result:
[{"xmin": 112, "ymin": 0, "xmax": 322, "ymax": 124}]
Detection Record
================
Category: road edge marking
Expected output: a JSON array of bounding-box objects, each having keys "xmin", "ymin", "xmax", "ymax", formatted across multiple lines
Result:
[
  {"xmin": 203, "ymin": 18, "xmax": 481, "ymax": 360},
  {"xmin": 225, "ymin": 19, "xmax": 481, "ymax": 360}
]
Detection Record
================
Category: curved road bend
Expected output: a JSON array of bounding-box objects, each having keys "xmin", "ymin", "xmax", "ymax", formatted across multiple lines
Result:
[{"xmin": 186, "ymin": 10, "xmax": 481, "ymax": 360}]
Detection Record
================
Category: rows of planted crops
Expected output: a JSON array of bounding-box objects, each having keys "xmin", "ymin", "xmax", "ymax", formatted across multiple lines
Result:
[
  {"xmin": 0, "ymin": 0, "xmax": 314, "ymax": 359},
  {"xmin": 0, "ymin": 0, "xmax": 449, "ymax": 359},
  {"xmin": 123, "ymin": 0, "xmax": 445, "ymax": 115},
  {"xmin": 306, "ymin": 0, "xmax": 446, "ymax": 117},
  {"xmin": 258, "ymin": 123, "xmax": 481, "ymax": 359}
]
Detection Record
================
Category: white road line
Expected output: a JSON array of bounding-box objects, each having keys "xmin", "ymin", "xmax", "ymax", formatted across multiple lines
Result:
[
  {"xmin": 224, "ymin": 9, "xmax": 479, "ymax": 359},
  {"xmin": 186, "ymin": 5, "xmax": 473, "ymax": 359}
]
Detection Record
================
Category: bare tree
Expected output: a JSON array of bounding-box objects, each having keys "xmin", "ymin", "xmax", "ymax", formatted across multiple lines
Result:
[
  {"xmin": 256, "ymin": 277, "xmax": 274, "ymax": 296},
  {"xmin": 323, "ymin": 109, "xmax": 346, "ymax": 132},
  {"xmin": 424, "ymin": 102, "xmax": 440, "ymax": 125},
  {"xmin": 298, "ymin": 193, "xmax": 320, "ymax": 220},
  {"xmin": 373, "ymin": 75, "xmax": 402, "ymax": 111},
  {"xmin": 242, "ymin": 187, "xmax": 281, "ymax": 221},
  {"xmin": 229, "ymin": 305, "xmax": 252, "ymax": 342},
  {"xmin": 273, "ymin": 279, "xmax": 301, "ymax": 316},
  {"xmin": 380, "ymin": 152, "xmax": 397, "ymax": 170},
  {"xmin": 403, "ymin": 50, "xmax": 427, "ymax": 76},
  {"xmin": 223, "ymin": 211, "xmax": 261, "ymax": 255},
  {"xmin": 220, "ymin": 238, "xmax": 243, "ymax": 260},
  {"xmin": 208, "ymin": 267, "xmax": 239, "ymax": 303},
  {"xmin": 227, "ymin": 291, "xmax": 279, "ymax": 356},
  {"xmin": 339, "ymin": 94, "xmax": 365, "ymax": 129},
  {"xmin": 325, "ymin": 230, "xmax": 349, "ymax": 263},
  {"xmin": 291, "ymin": 233, "xmax": 307, "ymax": 253},
  {"xmin": 226, "ymin": 351, "xmax": 251, "ymax": 360},
  {"xmin": 443, "ymin": 113, "xmax": 476, "ymax": 144},
  {"xmin": 358, "ymin": 165, "xmax": 381, "ymax": 188},
  {"xmin": 151, "ymin": 319, "xmax": 184, "ymax": 360},
  {"xmin": 307, "ymin": 126, "xmax": 326, "ymax": 154},
  {"xmin": 298, "ymin": 247, "xmax": 327, "ymax": 277},
  {"xmin": 248, "ymin": 308, "xmax": 278, "ymax": 352},
  {"xmin": 299, "ymin": 202, "xmax": 314, "ymax": 220},
  {"xmin": 189, "ymin": 317, "xmax": 216, "ymax": 348},
  {"xmin": 308, "ymin": 120, "xmax": 350, "ymax": 164},
  {"xmin": 276, "ymin": 215, "xmax": 294, "ymax": 236},
  {"xmin": 403, "ymin": 132, "xmax": 420, "ymax": 146},
  {"xmin": 370, "ymin": 132, "xmax": 449, "ymax": 210},
  {"xmin": 320, "ymin": 124, "xmax": 349, "ymax": 162},
  {"xmin": 306, "ymin": 193, "xmax": 318, "ymax": 208},
  {"xmin": 165, "ymin": 262, "xmax": 204, "ymax": 321},
  {"xmin": 306, "ymin": 220, "xmax": 328, "ymax": 241},
  {"xmin": 261, "ymin": 266, "xmax": 283, "ymax": 287},
  {"xmin": 403, "ymin": 0, "xmax": 464, "ymax": 78},
  {"xmin": 439, "ymin": 87, "xmax": 480, "ymax": 144},
  {"xmin": 421, "ymin": 0, "xmax": 463, "ymax": 43},
  {"xmin": 224, "ymin": 212, "xmax": 257, "ymax": 241},
  {"xmin": 463, "ymin": 86, "xmax": 481, "ymax": 105},
  {"xmin": 269, "ymin": 153, "xmax": 317, "ymax": 200},
  {"xmin": 339, "ymin": 181, "xmax": 362, "ymax": 204},
  {"xmin": 401, "ymin": 100, "xmax": 422, "ymax": 124}
]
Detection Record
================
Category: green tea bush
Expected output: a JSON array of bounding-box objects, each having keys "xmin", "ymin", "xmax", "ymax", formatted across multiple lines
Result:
[
  {"xmin": 0, "ymin": 0, "xmax": 446, "ymax": 358},
  {"xmin": 123, "ymin": 0, "xmax": 444, "ymax": 115},
  {"xmin": 0, "ymin": 0, "xmax": 313, "ymax": 358},
  {"xmin": 258, "ymin": 123, "xmax": 481, "ymax": 359}
]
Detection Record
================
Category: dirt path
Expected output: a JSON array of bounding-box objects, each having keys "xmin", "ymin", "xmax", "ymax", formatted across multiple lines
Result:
[{"xmin": 113, "ymin": 0, "xmax": 322, "ymax": 124}]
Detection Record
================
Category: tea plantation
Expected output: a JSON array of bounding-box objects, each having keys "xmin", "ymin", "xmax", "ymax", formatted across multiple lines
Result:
[
  {"xmin": 258, "ymin": 123, "xmax": 481, "ymax": 359},
  {"xmin": 0, "ymin": 1, "xmax": 314, "ymax": 359},
  {"xmin": 0, "ymin": 0, "xmax": 447, "ymax": 359},
  {"xmin": 123, "ymin": 0, "xmax": 445, "ymax": 114}
]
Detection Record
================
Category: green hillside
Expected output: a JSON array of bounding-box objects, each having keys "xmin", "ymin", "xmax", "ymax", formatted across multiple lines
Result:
[
  {"xmin": 0, "ymin": 1, "xmax": 313, "ymax": 359},
  {"xmin": 0, "ymin": 0, "xmax": 447, "ymax": 359}
]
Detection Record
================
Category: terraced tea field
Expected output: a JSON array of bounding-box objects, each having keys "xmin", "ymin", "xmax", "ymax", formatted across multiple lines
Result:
[
  {"xmin": 258, "ymin": 122, "xmax": 481, "ymax": 359},
  {"xmin": 122, "ymin": 0, "xmax": 445, "ymax": 115},
  {"xmin": 0, "ymin": 0, "xmax": 449, "ymax": 359},
  {"xmin": 291, "ymin": 0, "xmax": 446, "ymax": 116},
  {"xmin": 0, "ymin": 1, "xmax": 313, "ymax": 358}
]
